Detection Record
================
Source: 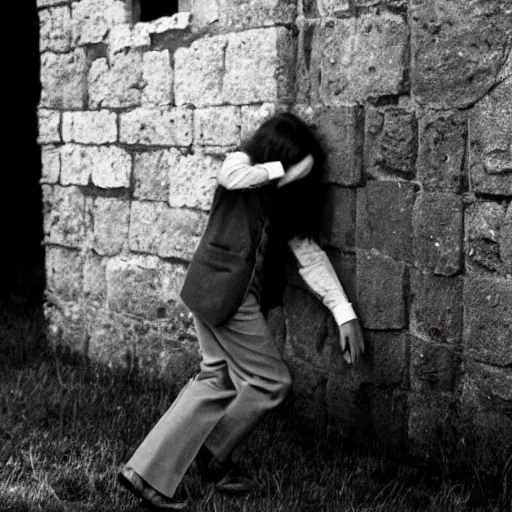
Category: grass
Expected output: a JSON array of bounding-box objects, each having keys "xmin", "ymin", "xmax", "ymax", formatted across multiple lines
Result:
[{"xmin": 0, "ymin": 306, "xmax": 509, "ymax": 512}]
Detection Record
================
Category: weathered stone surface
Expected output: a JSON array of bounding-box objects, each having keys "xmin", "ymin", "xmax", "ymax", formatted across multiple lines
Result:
[
  {"xmin": 308, "ymin": 13, "xmax": 408, "ymax": 104},
  {"xmin": 38, "ymin": 0, "xmax": 69, "ymax": 7},
  {"xmin": 356, "ymin": 249, "xmax": 407, "ymax": 330},
  {"xmin": 44, "ymin": 301, "xmax": 88, "ymax": 354},
  {"xmin": 194, "ymin": 107, "xmax": 241, "ymax": 147},
  {"xmin": 240, "ymin": 103, "xmax": 277, "ymax": 141},
  {"xmin": 469, "ymin": 79, "xmax": 512, "ymax": 196},
  {"xmin": 417, "ymin": 111, "xmax": 467, "ymax": 193},
  {"xmin": 146, "ymin": 12, "xmax": 191, "ymax": 33},
  {"xmin": 190, "ymin": 0, "xmax": 220, "ymax": 28},
  {"xmin": 134, "ymin": 150, "xmax": 170, "ymax": 201},
  {"xmin": 410, "ymin": 271, "xmax": 463, "ymax": 346},
  {"xmin": 413, "ymin": 193, "xmax": 463, "ymax": 277},
  {"xmin": 364, "ymin": 106, "xmax": 417, "ymax": 179},
  {"xmin": 174, "ymin": 35, "xmax": 227, "ymax": 107},
  {"xmin": 40, "ymin": 50, "xmax": 87, "ymax": 109},
  {"xmin": 88, "ymin": 53, "xmax": 143, "ymax": 109},
  {"xmin": 168, "ymin": 151, "xmax": 220, "ymax": 211},
  {"xmin": 315, "ymin": 0, "xmax": 350, "ymax": 16},
  {"xmin": 410, "ymin": 0, "xmax": 512, "ymax": 108},
  {"xmin": 119, "ymin": 108, "xmax": 193, "ymax": 146},
  {"xmin": 501, "ymin": 203, "xmax": 512, "ymax": 274},
  {"xmin": 41, "ymin": 146, "xmax": 60, "ymax": 184},
  {"xmin": 354, "ymin": 0, "xmax": 406, "ymax": 8},
  {"xmin": 410, "ymin": 336, "xmax": 459, "ymax": 392},
  {"xmin": 45, "ymin": 246, "xmax": 83, "ymax": 301},
  {"xmin": 129, "ymin": 202, "xmax": 207, "ymax": 260},
  {"xmin": 108, "ymin": 23, "xmax": 151, "ymax": 55},
  {"xmin": 62, "ymin": 111, "xmax": 117, "ymax": 144},
  {"xmin": 465, "ymin": 200, "xmax": 508, "ymax": 274},
  {"xmin": 39, "ymin": 6, "xmax": 71, "ymax": 52},
  {"xmin": 83, "ymin": 251, "xmax": 107, "ymax": 303},
  {"xmin": 38, "ymin": 109, "xmax": 61, "ymax": 144},
  {"xmin": 356, "ymin": 181, "xmax": 417, "ymax": 262},
  {"xmin": 42, "ymin": 185, "xmax": 85, "ymax": 247},
  {"xmin": 142, "ymin": 51, "xmax": 173, "ymax": 107},
  {"xmin": 60, "ymin": 145, "xmax": 91, "ymax": 185},
  {"xmin": 91, "ymin": 197, "xmax": 129, "ymax": 256},
  {"xmin": 365, "ymin": 331, "xmax": 408, "ymax": 386},
  {"xmin": 223, "ymin": 27, "xmax": 295, "ymax": 105},
  {"xmin": 219, "ymin": 0, "xmax": 296, "ymax": 28},
  {"xmin": 325, "ymin": 249, "xmax": 357, "ymax": 304},
  {"xmin": 463, "ymin": 274, "xmax": 512, "ymax": 367},
  {"xmin": 71, "ymin": 0, "xmax": 126, "ymax": 45},
  {"xmin": 321, "ymin": 187, "xmax": 356, "ymax": 250}
]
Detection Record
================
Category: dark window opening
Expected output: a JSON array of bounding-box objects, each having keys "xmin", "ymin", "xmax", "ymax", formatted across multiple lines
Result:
[{"xmin": 132, "ymin": 0, "xmax": 180, "ymax": 23}]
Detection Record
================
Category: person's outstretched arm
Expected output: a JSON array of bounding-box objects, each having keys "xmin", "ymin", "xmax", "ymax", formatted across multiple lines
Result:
[{"xmin": 288, "ymin": 237, "xmax": 365, "ymax": 364}]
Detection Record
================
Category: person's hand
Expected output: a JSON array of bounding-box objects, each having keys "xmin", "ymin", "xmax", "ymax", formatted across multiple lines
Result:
[
  {"xmin": 338, "ymin": 319, "xmax": 364, "ymax": 364},
  {"xmin": 277, "ymin": 154, "xmax": 314, "ymax": 188}
]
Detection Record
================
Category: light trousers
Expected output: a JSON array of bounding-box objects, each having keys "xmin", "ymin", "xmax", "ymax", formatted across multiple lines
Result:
[{"xmin": 125, "ymin": 292, "xmax": 292, "ymax": 498}]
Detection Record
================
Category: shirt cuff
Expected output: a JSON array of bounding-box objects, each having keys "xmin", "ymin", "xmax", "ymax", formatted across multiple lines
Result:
[
  {"xmin": 333, "ymin": 303, "xmax": 358, "ymax": 325},
  {"xmin": 262, "ymin": 161, "xmax": 285, "ymax": 181}
]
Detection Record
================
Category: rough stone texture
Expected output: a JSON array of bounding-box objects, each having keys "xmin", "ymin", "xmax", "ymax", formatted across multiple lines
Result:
[
  {"xmin": 223, "ymin": 28, "xmax": 296, "ymax": 105},
  {"xmin": 62, "ymin": 111, "xmax": 117, "ymax": 144},
  {"xmin": 44, "ymin": 302, "xmax": 89, "ymax": 354},
  {"xmin": 38, "ymin": 109, "xmax": 61, "ymax": 144},
  {"xmin": 413, "ymin": 193, "xmax": 463, "ymax": 277},
  {"xmin": 168, "ymin": 151, "xmax": 220, "ymax": 211},
  {"xmin": 41, "ymin": 146, "xmax": 61, "ymax": 184},
  {"xmin": 91, "ymin": 197, "xmax": 129, "ymax": 256},
  {"xmin": 219, "ymin": 0, "xmax": 296, "ymax": 28},
  {"xmin": 83, "ymin": 251, "xmax": 107, "ymax": 303},
  {"xmin": 501, "ymin": 203, "xmax": 512, "ymax": 275},
  {"xmin": 129, "ymin": 202, "xmax": 206, "ymax": 260},
  {"xmin": 60, "ymin": 145, "xmax": 91, "ymax": 186},
  {"xmin": 38, "ymin": 0, "xmax": 69, "ymax": 6},
  {"xmin": 45, "ymin": 246, "xmax": 83, "ymax": 301},
  {"xmin": 315, "ymin": 0, "xmax": 350, "ymax": 17},
  {"xmin": 194, "ymin": 107, "xmax": 241, "ymax": 147},
  {"xmin": 321, "ymin": 186, "xmax": 356, "ymax": 250},
  {"xmin": 174, "ymin": 35, "xmax": 227, "ymax": 107},
  {"xmin": 39, "ymin": 6, "xmax": 71, "ymax": 52},
  {"xmin": 356, "ymin": 181, "xmax": 417, "ymax": 262},
  {"xmin": 325, "ymin": 249, "xmax": 357, "ymax": 305},
  {"xmin": 417, "ymin": 111, "xmax": 467, "ymax": 193},
  {"xmin": 71, "ymin": 0, "xmax": 126, "ymax": 45},
  {"xmin": 463, "ymin": 275, "xmax": 512, "ymax": 367},
  {"xmin": 108, "ymin": 23, "xmax": 151, "ymax": 55},
  {"xmin": 40, "ymin": 49, "xmax": 87, "ymax": 109},
  {"xmin": 410, "ymin": 271, "xmax": 463, "ymax": 346},
  {"xmin": 119, "ymin": 108, "xmax": 193, "ymax": 146},
  {"xmin": 465, "ymin": 201, "xmax": 508, "ymax": 274},
  {"xmin": 410, "ymin": 0, "xmax": 512, "ymax": 109},
  {"xmin": 133, "ymin": 150, "xmax": 171, "ymax": 202},
  {"xmin": 308, "ymin": 13, "xmax": 408, "ymax": 104},
  {"xmin": 240, "ymin": 103, "xmax": 277, "ymax": 141},
  {"xmin": 88, "ymin": 53, "xmax": 143, "ymax": 109},
  {"xmin": 189, "ymin": 0, "xmax": 220, "ymax": 28},
  {"xmin": 364, "ymin": 106, "xmax": 417, "ymax": 180},
  {"xmin": 469, "ymin": 79, "xmax": 512, "ymax": 196},
  {"xmin": 42, "ymin": 185, "xmax": 86, "ymax": 248},
  {"xmin": 142, "ymin": 51, "xmax": 173, "ymax": 107},
  {"xmin": 365, "ymin": 331, "xmax": 408, "ymax": 386},
  {"xmin": 356, "ymin": 249, "xmax": 407, "ymax": 330}
]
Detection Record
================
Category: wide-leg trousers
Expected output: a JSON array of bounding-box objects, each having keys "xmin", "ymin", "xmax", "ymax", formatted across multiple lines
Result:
[{"xmin": 125, "ymin": 292, "xmax": 292, "ymax": 498}]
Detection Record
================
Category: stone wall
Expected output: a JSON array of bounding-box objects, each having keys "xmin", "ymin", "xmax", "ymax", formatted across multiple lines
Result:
[{"xmin": 38, "ymin": 0, "xmax": 511, "ymax": 470}]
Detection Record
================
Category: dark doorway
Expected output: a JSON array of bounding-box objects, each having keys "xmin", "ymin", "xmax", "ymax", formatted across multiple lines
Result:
[{"xmin": 133, "ymin": 0, "xmax": 179, "ymax": 23}]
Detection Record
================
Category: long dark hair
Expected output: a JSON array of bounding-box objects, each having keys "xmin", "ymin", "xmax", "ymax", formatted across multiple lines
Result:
[{"xmin": 241, "ymin": 112, "xmax": 326, "ymax": 241}]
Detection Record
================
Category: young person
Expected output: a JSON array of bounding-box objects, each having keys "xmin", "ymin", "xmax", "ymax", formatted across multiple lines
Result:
[{"xmin": 118, "ymin": 113, "xmax": 365, "ymax": 510}]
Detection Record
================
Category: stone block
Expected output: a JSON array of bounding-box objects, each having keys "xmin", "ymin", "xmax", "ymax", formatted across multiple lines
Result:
[
  {"xmin": 365, "ymin": 331, "xmax": 408, "ymax": 386},
  {"xmin": 88, "ymin": 53, "xmax": 143, "ymax": 109},
  {"xmin": 309, "ymin": 13, "xmax": 408, "ymax": 104},
  {"xmin": 315, "ymin": 0, "xmax": 350, "ymax": 17},
  {"xmin": 463, "ymin": 274, "xmax": 512, "ymax": 367},
  {"xmin": 83, "ymin": 251, "xmax": 107, "ymax": 303},
  {"xmin": 62, "ymin": 111, "xmax": 117, "ymax": 144},
  {"xmin": 108, "ymin": 23, "xmax": 151, "ymax": 55},
  {"xmin": 60, "ymin": 144, "xmax": 91, "ymax": 186},
  {"xmin": 39, "ymin": 6, "xmax": 71, "ymax": 52},
  {"xmin": 41, "ymin": 146, "xmax": 60, "ymax": 184},
  {"xmin": 142, "ymin": 50, "xmax": 173, "ymax": 107},
  {"xmin": 501, "ymin": 203, "xmax": 512, "ymax": 275},
  {"xmin": 321, "ymin": 186, "xmax": 356, "ymax": 250},
  {"xmin": 119, "ymin": 108, "xmax": 193, "ymax": 146},
  {"xmin": 220, "ymin": 0, "xmax": 296, "ymax": 29},
  {"xmin": 223, "ymin": 27, "xmax": 295, "ymax": 105},
  {"xmin": 129, "ymin": 201, "xmax": 207, "ymax": 260},
  {"xmin": 354, "ymin": 0, "xmax": 407, "ymax": 8},
  {"xmin": 410, "ymin": 0, "xmax": 511, "ymax": 109},
  {"xmin": 40, "ymin": 50, "xmax": 87, "ymax": 109},
  {"xmin": 168, "ymin": 151, "xmax": 220, "ymax": 211},
  {"xmin": 42, "ymin": 185, "xmax": 86, "ymax": 247},
  {"xmin": 410, "ymin": 270, "xmax": 463, "ymax": 346},
  {"xmin": 465, "ymin": 200, "xmax": 508, "ymax": 274},
  {"xmin": 240, "ymin": 104, "xmax": 277, "ymax": 141},
  {"xmin": 38, "ymin": 0, "xmax": 69, "ymax": 6},
  {"xmin": 364, "ymin": 106, "xmax": 417, "ymax": 179},
  {"xmin": 410, "ymin": 336, "xmax": 459, "ymax": 392},
  {"xmin": 189, "ymin": 0, "xmax": 220, "ymax": 28},
  {"xmin": 44, "ymin": 301, "xmax": 88, "ymax": 355},
  {"xmin": 174, "ymin": 35, "xmax": 227, "ymax": 107},
  {"xmin": 324, "ymin": 249, "xmax": 357, "ymax": 305},
  {"xmin": 194, "ymin": 107, "xmax": 241, "ymax": 147},
  {"xmin": 356, "ymin": 249, "xmax": 407, "ymax": 330},
  {"xmin": 38, "ymin": 109, "xmax": 61, "ymax": 144},
  {"xmin": 91, "ymin": 197, "xmax": 129, "ymax": 256},
  {"xmin": 413, "ymin": 192, "xmax": 463, "ymax": 277},
  {"xmin": 417, "ymin": 111, "xmax": 467, "ymax": 193},
  {"xmin": 134, "ymin": 150, "xmax": 171, "ymax": 201},
  {"xmin": 356, "ymin": 181, "xmax": 417, "ymax": 262},
  {"xmin": 45, "ymin": 246, "xmax": 83, "ymax": 301},
  {"xmin": 469, "ymin": 79, "xmax": 512, "ymax": 196},
  {"xmin": 71, "ymin": 0, "xmax": 126, "ymax": 45}
]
